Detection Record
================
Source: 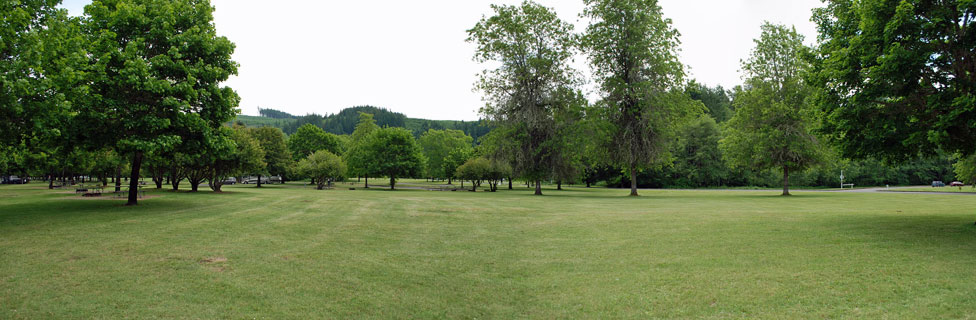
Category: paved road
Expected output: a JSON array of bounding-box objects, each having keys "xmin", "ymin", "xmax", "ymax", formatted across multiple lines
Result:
[{"xmin": 841, "ymin": 186, "xmax": 976, "ymax": 195}]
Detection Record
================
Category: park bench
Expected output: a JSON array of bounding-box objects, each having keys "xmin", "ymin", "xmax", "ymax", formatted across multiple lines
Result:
[{"xmin": 841, "ymin": 183, "xmax": 855, "ymax": 189}]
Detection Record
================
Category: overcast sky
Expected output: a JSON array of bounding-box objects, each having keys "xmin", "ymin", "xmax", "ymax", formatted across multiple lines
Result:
[{"xmin": 59, "ymin": 0, "xmax": 823, "ymax": 121}]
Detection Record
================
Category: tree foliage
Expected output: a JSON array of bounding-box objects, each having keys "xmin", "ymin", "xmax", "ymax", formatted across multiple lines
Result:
[
  {"xmin": 581, "ymin": 0, "xmax": 701, "ymax": 196},
  {"xmin": 419, "ymin": 129, "xmax": 473, "ymax": 179},
  {"xmin": 209, "ymin": 126, "xmax": 265, "ymax": 192},
  {"xmin": 467, "ymin": 1, "xmax": 582, "ymax": 195},
  {"xmin": 721, "ymin": 23, "xmax": 823, "ymax": 196},
  {"xmin": 297, "ymin": 150, "xmax": 346, "ymax": 190},
  {"xmin": 250, "ymin": 126, "xmax": 291, "ymax": 178},
  {"xmin": 81, "ymin": 0, "xmax": 239, "ymax": 205},
  {"xmin": 812, "ymin": 0, "xmax": 976, "ymax": 161},
  {"xmin": 344, "ymin": 112, "xmax": 381, "ymax": 185},
  {"xmin": 363, "ymin": 127, "xmax": 426, "ymax": 190},
  {"xmin": 287, "ymin": 123, "xmax": 343, "ymax": 161}
]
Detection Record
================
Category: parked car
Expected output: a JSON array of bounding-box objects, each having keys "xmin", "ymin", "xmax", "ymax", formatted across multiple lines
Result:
[
  {"xmin": 270, "ymin": 175, "xmax": 282, "ymax": 183},
  {"xmin": 950, "ymin": 181, "xmax": 965, "ymax": 187},
  {"xmin": 932, "ymin": 180, "xmax": 946, "ymax": 187},
  {"xmin": 242, "ymin": 176, "xmax": 270, "ymax": 184},
  {"xmin": 222, "ymin": 177, "xmax": 237, "ymax": 185},
  {"xmin": 2, "ymin": 176, "xmax": 26, "ymax": 184}
]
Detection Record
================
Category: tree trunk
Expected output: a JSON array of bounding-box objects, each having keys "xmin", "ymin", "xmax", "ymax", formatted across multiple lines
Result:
[
  {"xmin": 508, "ymin": 176, "xmax": 513, "ymax": 190},
  {"xmin": 586, "ymin": 180, "xmax": 591, "ymax": 188},
  {"xmin": 782, "ymin": 166, "xmax": 791, "ymax": 196},
  {"xmin": 629, "ymin": 163, "xmax": 639, "ymax": 197},
  {"xmin": 534, "ymin": 179, "xmax": 543, "ymax": 196},
  {"xmin": 448, "ymin": 177, "xmax": 452, "ymax": 185},
  {"xmin": 190, "ymin": 179, "xmax": 201, "ymax": 192},
  {"xmin": 115, "ymin": 165, "xmax": 122, "ymax": 193},
  {"xmin": 256, "ymin": 174, "xmax": 262, "ymax": 188},
  {"xmin": 48, "ymin": 175, "xmax": 54, "ymax": 189},
  {"xmin": 170, "ymin": 172, "xmax": 181, "ymax": 191},
  {"xmin": 557, "ymin": 180, "xmax": 562, "ymax": 190},
  {"xmin": 471, "ymin": 180, "xmax": 476, "ymax": 192},
  {"xmin": 365, "ymin": 174, "xmax": 369, "ymax": 188},
  {"xmin": 126, "ymin": 152, "xmax": 144, "ymax": 206},
  {"xmin": 390, "ymin": 176, "xmax": 395, "ymax": 190}
]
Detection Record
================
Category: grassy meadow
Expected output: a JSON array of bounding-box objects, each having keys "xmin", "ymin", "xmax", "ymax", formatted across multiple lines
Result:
[{"xmin": 2, "ymin": 181, "xmax": 976, "ymax": 318}]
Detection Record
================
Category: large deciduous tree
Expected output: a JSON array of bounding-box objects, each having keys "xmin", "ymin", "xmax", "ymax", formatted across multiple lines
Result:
[
  {"xmin": 82, "ymin": 0, "xmax": 239, "ymax": 205},
  {"xmin": 344, "ymin": 112, "xmax": 380, "ymax": 187},
  {"xmin": 720, "ymin": 23, "xmax": 823, "ymax": 196},
  {"xmin": 811, "ymin": 0, "xmax": 976, "ymax": 161},
  {"xmin": 297, "ymin": 150, "xmax": 346, "ymax": 190},
  {"xmin": 467, "ymin": 1, "xmax": 582, "ymax": 195},
  {"xmin": 288, "ymin": 123, "xmax": 343, "ymax": 161},
  {"xmin": 250, "ymin": 126, "xmax": 291, "ymax": 186},
  {"xmin": 581, "ymin": 0, "xmax": 700, "ymax": 196},
  {"xmin": 209, "ymin": 126, "xmax": 265, "ymax": 192},
  {"xmin": 364, "ymin": 127, "xmax": 426, "ymax": 190},
  {"xmin": 419, "ymin": 129, "xmax": 473, "ymax": 181},
  {"xmin": 2, "ymin": 2, "xmax": 88, "ymax": 186}
]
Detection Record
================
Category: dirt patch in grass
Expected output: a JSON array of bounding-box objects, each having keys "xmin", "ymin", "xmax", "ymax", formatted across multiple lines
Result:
[
  {"xmin": 200, "ymin": 256, "xmax": 228, "ymax": 263},
  {"xmin": 200, "ymin": 256, "xmax": 229, "ymax": 272}
]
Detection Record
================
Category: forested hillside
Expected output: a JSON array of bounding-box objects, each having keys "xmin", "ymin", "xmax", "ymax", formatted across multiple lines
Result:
[{"xmin": 235, "ymin": 106, "xmax": 492, "ymax": 142}]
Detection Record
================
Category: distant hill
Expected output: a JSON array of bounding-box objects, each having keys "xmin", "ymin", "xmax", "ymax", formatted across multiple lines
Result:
[{"xmin": 232, "ymin": 106, "xmax": 492, "ymax": 142}]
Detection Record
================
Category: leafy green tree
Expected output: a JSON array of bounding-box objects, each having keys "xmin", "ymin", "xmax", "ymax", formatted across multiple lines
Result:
[
  {"xmin": 419, "ymin": 129, "xmax": 473, "ymax": 180},
  {"xmin": 344, "ymin": 112, "xmax": 380, "ymax": 187},
  {"xmin": 443, "ymin": 146, "xmax": 475, "ymax": 185},
  {"xmin": 364, "ymin": 127, "xmax": 426, "ymax": 190},
  {"xmin": 953, "ymin": 154, "xmax": 976, "ymax": 188},
  {"xmin": 673, "ymin": 116, "xmax": 728, "ymax": 187},
  {"xmin": 208, "ymin": 126, "xmax": 266, "ymax": 192},
  {"xmin": 811, "ymin": 0, "xmax": 976, "ymax": 161},
  {"xmin": 250, "ymin": 126, "xmax": 291, "ymax": 186},
  {"xmin": 297, "ymin": 150, "xmax": 347, "ymax": 190},
  {"xmin": 82, "ymin": 0, "xmax": 239, "ymax": 205},
  {"xmin": 687, "ymin": 81, "xmax": 733, "ymax": 122},
  {"xmin": 2, "ymin": 3, "xmax": 89, "ymax": 190},
  {"xmin": 287, "ymin": 124, "xmax": 343, "ymax": 161},
  {"xmin": 720, "ymin": 23, "xmax": 823, "ymax": 196},
  {"xmin": 456, "ymin": 157, "xmax": 490, "ymax": 192},
  {"xmin": 485, "ymin": 158, "xmax": 513, "ymax": 192},
  {"xmin": 467, "ymin": 1, "xmax": 582, "ymax": 195},
  {"xmin": 581, "ymin": 0, "xmax": 701, "ymax": 196}
]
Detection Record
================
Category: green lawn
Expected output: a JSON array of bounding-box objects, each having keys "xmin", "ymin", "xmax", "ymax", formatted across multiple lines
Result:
[
  {"xmin": 2, "ymin": 182, "xmax": 976, "ymax": 318},
  {"xmin": 888, "ymin": 186, "xmax": 976, "ymax": 193}
]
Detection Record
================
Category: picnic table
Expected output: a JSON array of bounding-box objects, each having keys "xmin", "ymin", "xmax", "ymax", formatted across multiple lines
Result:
[
  {"xmin": 76, "ymin": 184, "xmax": 105, "ymax": 197},
  {"xmin": 113, "ymin": 185, "xmax": 145, "ymax": 199}
]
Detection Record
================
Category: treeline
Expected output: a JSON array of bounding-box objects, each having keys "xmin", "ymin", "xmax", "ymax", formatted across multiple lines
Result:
[
  {"xmin": 238, "ymin": 106, "xmax": 493, "ymax": 142},
  {"xmin": 4, "ymin": 0, "xmax": 972, "ymax": 203}
]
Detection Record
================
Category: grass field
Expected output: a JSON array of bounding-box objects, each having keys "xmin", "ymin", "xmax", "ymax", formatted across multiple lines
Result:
[
  {"xmin": 3, "ymin": 182, "xmax": 976, "ymax": 318},
  {"xmin": 888, "ymin": 186, "xmax": 976, "ymax": 193}
]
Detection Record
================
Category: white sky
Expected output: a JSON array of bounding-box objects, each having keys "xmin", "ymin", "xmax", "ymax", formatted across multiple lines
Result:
[{"xmin": 60, "ymin": 0, "xmax": 822, "ymax": 121}]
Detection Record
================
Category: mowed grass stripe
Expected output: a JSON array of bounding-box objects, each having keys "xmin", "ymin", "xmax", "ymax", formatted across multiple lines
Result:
[{"xmin": 2, "ymin": 183, "xmax": 976, "ymax": 318}]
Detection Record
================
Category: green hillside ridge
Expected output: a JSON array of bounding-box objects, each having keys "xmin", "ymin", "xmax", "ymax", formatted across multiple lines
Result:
[{"xmin": 233, "ymin": 106, "xmax": 492, "ymax": 141}]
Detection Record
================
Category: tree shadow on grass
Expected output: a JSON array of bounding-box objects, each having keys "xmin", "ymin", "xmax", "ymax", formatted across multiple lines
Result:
[
  {"xmin": 0, "ymin": 188, "xmax": 249, "ymax": 229},
  {"xmin": 819, "ymin": 212, "xmax": 976, "ymax": 252}
]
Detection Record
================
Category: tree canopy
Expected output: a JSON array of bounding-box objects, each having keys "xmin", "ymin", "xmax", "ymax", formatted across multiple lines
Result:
[
  {"xmin": 811, "ymin": 0, "xmax": 976, "ymax": 161},
  {"xmin": 721, "ymin": 23, "xmax": 823, "ymax": 196},
  {"xmin": 581, "ymin": 0, "xmax": 701, "ymax": 196},
  {"xmin": 287, "ymin": 123, "xmax": 343, "ymax": 161},
  {"xmin": 80, "ymin": 0, "xmax": 239, "ymax": 205},
  {"xmin": 468, "ymin": 1, "xmax": 583, "ymax": 195},
  {"xmin": 363, "ymin": 127, "xmax": 426, "ymax": 190},
  {"xmin": 419, "ymin": 129, "xmax": 473, "ymax": 180},
  {"xmin": 297, "ymin": 150, "xmax": 346, "ymax": 190}
]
